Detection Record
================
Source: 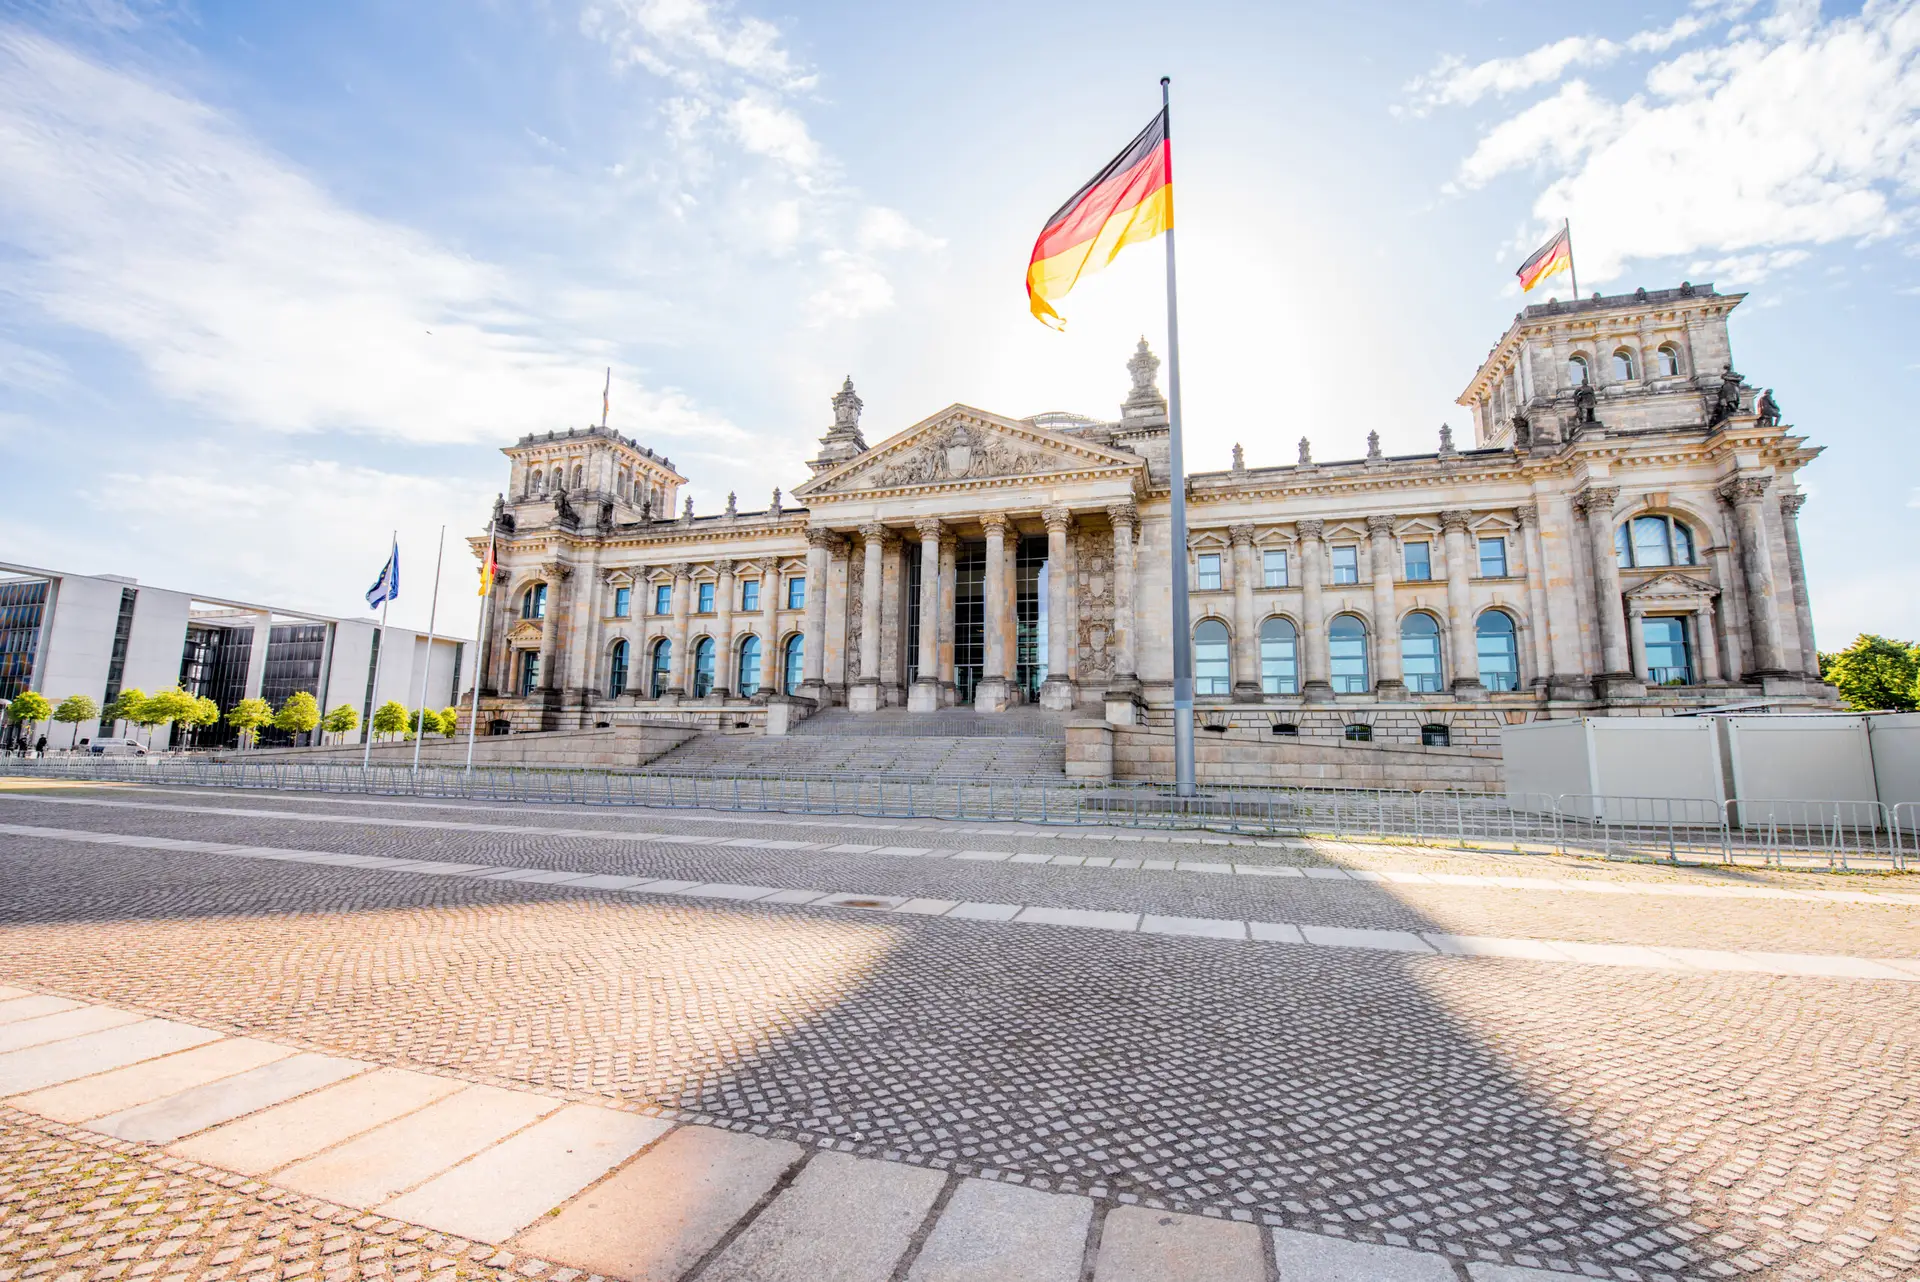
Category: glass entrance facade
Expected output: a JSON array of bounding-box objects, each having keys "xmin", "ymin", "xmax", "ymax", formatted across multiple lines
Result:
[
  {"xmin": 953, "ymin": 542, "xmax": 984, "ymax": 704},
  {"xmin": 1016, "ymin": 536, "xmax": 1048, "ymax": 702}
]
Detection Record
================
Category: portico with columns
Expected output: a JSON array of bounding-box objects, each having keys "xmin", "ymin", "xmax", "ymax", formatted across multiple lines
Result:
[{"xmin": 469, "ymin": 281, "xmax": 1832, "ymax": 757}]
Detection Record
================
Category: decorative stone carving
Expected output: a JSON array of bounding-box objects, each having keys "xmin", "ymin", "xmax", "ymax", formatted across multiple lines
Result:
[
  {"xmin": 725, "ymin": 492, "xmax": 737, "ymax": 518},
  {"xmin": 491, "ymin": 494, "xmax": 516, "ymax": 535},
  {"xmin": 1511, "ymin": 411, "xmax": 1531, "ymax": 449},
  {"xmin": 714, "ymin": 558, "xmax": 734, "ymax": 578},
  {"xmin": 1297, "ymin": 437, "xmax": 1312, "ymax": 466},
  {"xmin": 540, "ymin": 560, "xmax": 573, "ymax": 582},
  {"xmin": 682, "ymin": 496, "xmax": 695, "ymax": 524},
  {"xmin": 1572, "ymin": 383, "xmax": 1597, "ymax": 426},
  {"xmin": 1122, "ymin": 337, "xmax": 1167, "ymax": 420},
  {"xmin": 914, "ymin": 517, "xmax": 944, "ymax": 540},
  {"xmin": 1296, "ymin": 518, "xmax": 1324, "ymax": 541},
  {"xmin": 1572, "ymin": 486, "xmax": 1620, "ymax": 518},
  {"xmin": 1365, "ymin": 514, "xmax": 1393, "ymax": 537},
  {"xmin": 1074, "ymin": 522, "xmax": 1114, "ymax": 684},
  {"xmin": 770, "ymin": 488, "xmax": 783, "ymax": 517},
  {"xmin": 1515, "ymin": 504, "xmax": 1539, "ymax": 528},
  {"xmin": 980, "ymin": 512, "xmax": 1010, "ymax": 536},
  {"xmin": 1779, "ymin": 491, "xmax": 1806, "ymax": 519},
  {"xmin": 1041, "ymin": 505, "xmax": 1072, "ymax": 533},
  {"xmin": 1231, "ymin": 443, "xmax": 1245, "ymax": 471},
  {"xmin": 1439, "ymin": 509, "xmax": 1472, "ymax": 534},
  {"xmin": 1228, "ymin": 523, "xmax": 1256, "ymax": 548},
  {"xmin": 870, "ymin": 426, "xmax": 1068, "ymax": 489},
  {"xmin": 1366, "ymin": 431, "xmax": 1383, "ymax": 463},
  {"xmin": 670, "ymin": 562, "xmax": 693, "ymax": 580},
  {"xmin": 553, "ymin": 489, "xmax": 579, "ymax": 528},
  {"xmin": 1718, "ymin": 475, "xmax": 1771, "ymax": 505},
  {"xmin": 1105, "ymin": 502, "xmax": 1137, "ymax": 533},
  {"xmin": 1438, "ymin": 423, "xmax": 1456, "ymax": 455},
  {"xmin": 756, "ymin": 555, "xmax": 778, "ymax": 575},
  {"xmin": 1756, "ymin": 388, "xmax": 1781, "ymax": 427},
  {"xmin": 1708, "ymin": 366, "xmax": 1744, "ymax": 426}
]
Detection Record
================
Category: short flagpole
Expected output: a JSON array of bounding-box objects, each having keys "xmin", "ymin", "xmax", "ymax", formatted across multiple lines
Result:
[
  {"xmin": 411, "ymin": 525, "xmax": 446, "ymax": 774},
  {"xmin": 363, "ymin": 531, "xmax": 395, "ymax": 772},
  {"xmin": 465, "ymin": 521, "xmax": 494, "ymax": 774},
  {"xmin": 1565, "ymin": 218, "xmax": 1580, "ymax": 301},
  {"xmin": 1160, "ymin": 76, "xmax": 1197, "ymax": 799}
]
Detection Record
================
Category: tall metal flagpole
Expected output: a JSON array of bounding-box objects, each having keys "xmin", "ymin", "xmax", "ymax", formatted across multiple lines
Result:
[
  {"xmin": 465, "ymin": 520, "xmax": 494, "ymax": 773},
  {"xmin": 1565, "ymin": 218, "xmax": 1580, "ymax": 301},
  {"xmin": 411, "ymin": 526, "xmax": 446, "ymax": 773},
  {"xmin": 1160, "ymin": 76, "xmax": 1197, "ymax": 799},
  {"xmin": 362, "ymin": 530, "xmax": 396, "ymax": 771}
]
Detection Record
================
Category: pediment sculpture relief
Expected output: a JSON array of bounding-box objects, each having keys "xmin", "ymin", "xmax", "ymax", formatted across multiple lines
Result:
[
  {"xmin": 824, "ymin": 422, "xmax": 1087, "ymax": 493},
  {"xmin": 506, "ymin": 619, "xmax": 544, "ymax": 644}
]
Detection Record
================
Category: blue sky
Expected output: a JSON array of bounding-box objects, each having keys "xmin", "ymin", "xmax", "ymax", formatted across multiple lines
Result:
[{"xmin": 1, "ymin": 0, "xmax": 1915, "ymax": 645}]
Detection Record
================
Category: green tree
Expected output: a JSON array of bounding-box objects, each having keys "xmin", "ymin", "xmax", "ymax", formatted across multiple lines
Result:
[
  {"xmin": 185, "ymin": 696, "xmax": 221, "ymax": 747},
  {"xmin": 138, "ymin": 687, "xmax": 198, "ymax": 749},
  {"xmin": 1819, "ymin": 634, "xmax": 1920, "ymax": 712},
  {"xmin": 371, "ymin": 700, "xmax": 409, "ymax": 741},
  {"xmin": 320, "ymin": 704, "xmax": 359, "ymax": 744},
  {"xmin": 8, "ymin": 691, "xmax": 52, "ymax": 743},
  {"xmin": 225, "ymin": 696, "xmax": 275, "ymax": 749},
  {"xmin": 51, "ymin": 694, "xmax": 99, "ymax": 749},
  {"xmin": 440, "ymin": 706, "xmax": 459, "ymax": 738},
  {"xmin": 102, "ymin": 688, "xmax": 146, "ymax": 740},
  {"xmin": 410, "ymin": 707, "xmax": 443, "ymax": 739},
  {"xmin": 274, "ymin": 692, "xmax": 321, "ymax": 744}
]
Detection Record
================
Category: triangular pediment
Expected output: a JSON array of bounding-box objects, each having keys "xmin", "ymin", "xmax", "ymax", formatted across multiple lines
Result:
[
  {"xmin": 1625, "ymin": 571, "xmax": 1718, "ymax": 601},
  {"xmin": 506, "ymin": 619, "xmax": 544, "ymax": 645},
  {"xmin": 794, "ymin": 404, "xmax": 1145, "ymax": 499}
]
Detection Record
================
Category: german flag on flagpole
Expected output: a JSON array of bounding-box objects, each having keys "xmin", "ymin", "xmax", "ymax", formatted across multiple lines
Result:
[
  {"xmin": 477, "ymin": 535, "xmax": 496, "ymax": 597},
  {"xmin": 1026, "ymin": 110, "xmax": 1172, "ymax": 329},
  {"xmin": 1516, "ymin": 221, "xmax": 1576, "ymax": 294}
]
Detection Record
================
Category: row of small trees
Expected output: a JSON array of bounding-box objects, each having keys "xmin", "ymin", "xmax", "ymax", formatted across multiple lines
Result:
[{"xmin": 3, "ymin": 688, "xmax": 462, "ymax": 750}]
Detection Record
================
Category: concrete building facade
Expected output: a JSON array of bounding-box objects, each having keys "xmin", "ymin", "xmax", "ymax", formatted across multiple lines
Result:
[
  {"xmin": 471, "ymin": 283, "xmax": 1831, "ymax": 760},
  {"xmin": 0, "ymin": 562, "xmax": 467, "ymax": 747}
]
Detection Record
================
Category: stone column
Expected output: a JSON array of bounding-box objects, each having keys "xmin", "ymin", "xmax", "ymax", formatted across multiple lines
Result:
[
  {"xmin": 977, "ymin": 514, "xmax": 1012, "ymax": 713},
  {"xmin": 1695, "ymin": 604, "xmax": 1723, "ymax": 684},
  {"xmin": 479, "ymin": 582, "xmax": 506, "ymax": 695},
  {"xmin": 799, "ymin": 531, "xmax": 832, "ymax": 703},
  {"xmin": 713, "ymin": 559, "xmax": 736, "ymax": 699},
  {"xmin": 1779, "ymin": 492, "xmax": 1819, "ymax": 677},
  {"xmin": 1573, "ymin": 486, "xmax": 1636, "ymax": 692},
  {"xmin": 908, "ymin": 519, "xmax": 944, "ymax": 712},
  {"xmin": 1229, "ymin": 523, "xmax": 1260, "ymax": 702},
  {"xmin": 1720, "ymin": 476, "xmax": 1786, "ymax": 676},
  {"xmin": 665, "ymin": 562, "xmax": 691, "ymax": 699},
  {"xmin": 1439, "ymin": 511, "xmax": 1484, "ymax": 698},
  {"xmin": 1627, "ymin": 602, "xmax": 1650, "ymax": 681},
  {"xmin": 757, "ymin": 556, "xmax": 779, "ymax": 699},
  {"xmin": 537, "ymin": 560, "xmax": 571, "ymax": 694},
  {"xmin": 1297, "ymin": 519, "xmax": 1332, "ymax": 702},
  {"xmin": 1038, "ymin": 506, "xmax": 1077, "ymax": 710},
  {"xmin": 1106, "ymin": 503, "xmax": 1139, "ymax": 695},
  {"xmin": 1515, "ymin": 505, "xmax": 1553, "ymax": 689},
  {"xmin": 1366, "ymin": 515, "xmax": 1404, "ymax": 697},
  {"xmin": 851, "ymin": 523, "xmax": 887, "ymax": 712},
  {"xmin": 938, "ymin": 533, "xmax": 958, "ymax": 705}
]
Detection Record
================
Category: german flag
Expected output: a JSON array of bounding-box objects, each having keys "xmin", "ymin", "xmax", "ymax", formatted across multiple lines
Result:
[
  {"xmin": 1516, "ymin": 224, "xmax": 1573, "ymax": 292},
  {"xmin": 478, "ymin": 540, "xmax": 496, "ymax": 597},
  {"xmin": 1027, "ymin": 110, "xmax": 1172, "ymax": 329}
]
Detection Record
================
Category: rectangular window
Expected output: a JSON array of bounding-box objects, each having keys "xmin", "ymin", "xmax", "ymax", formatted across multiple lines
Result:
[
  {"xmin": 1262, "ymin": 550, "xmax": 1288, "ymax": 588},
  {"xmin": 787, "ymin": 577, "xmax": 806, "ymax": 609},
  {"xmin": 613, "ymin": 587, "xmax": 631, "ymax": 618},
  {"xmin": 697, "ymin": 581, "xmax": 715, "ymax": 613},
  {"xmin": 1404, "ymin": 541, "xmax": 1432, "ymax": 581},
  {"xmin": 1330, "ymin": 545, "xmax": 1359, "ymax": 585},
  {"xmin": 520, "ymin": 650, "xmax": 540, "ymax": 695},
  {"xmin": 654, "ymin": 584, "xmax": 672, "ymax": 616},
  {"xmin": 1478, "ymin": 537, "xmax": 1508, "ymax": 578},
  {"xmin": 1196, "ymin": 553, "xmax": 1222, "ymax": 591},
  {"xmin": 741, "ymin": 579, "xmax": 760, "ymax": 612}
]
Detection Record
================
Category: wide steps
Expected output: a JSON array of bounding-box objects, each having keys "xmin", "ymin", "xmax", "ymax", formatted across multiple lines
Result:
[{"xmin": 641, "ymin": 730, "xmax": 1067, "ymax": 780}]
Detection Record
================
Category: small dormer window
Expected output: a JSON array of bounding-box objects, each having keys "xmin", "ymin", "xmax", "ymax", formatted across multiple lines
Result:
[
  {"xmin": 1568, "ymin": 355, "xmax": 1590, "ymax": 386},
  {"xmin": 1657, "ymin": 344, "xmax": 1681, "ymax": 377},
  {"xmin": 1612, "ymin": 349, "xmax": 1637, "ymax": 381}
]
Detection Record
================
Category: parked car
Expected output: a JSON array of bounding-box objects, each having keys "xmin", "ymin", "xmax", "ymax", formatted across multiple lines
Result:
[{"xmin": 89, "ymin": 738, "xmax": 148, "ymax": 757}]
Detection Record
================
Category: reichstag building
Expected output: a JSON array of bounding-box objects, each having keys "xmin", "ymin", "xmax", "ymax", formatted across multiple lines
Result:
[{"xmin": 471, "ymin": 282, "xmax": 1829, "ymax": 751}]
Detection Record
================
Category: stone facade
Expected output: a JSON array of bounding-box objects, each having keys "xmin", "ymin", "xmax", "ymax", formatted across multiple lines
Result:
[{"xmin": 471, "ymin": 283, "xmax": 1832, "ymax": 750}]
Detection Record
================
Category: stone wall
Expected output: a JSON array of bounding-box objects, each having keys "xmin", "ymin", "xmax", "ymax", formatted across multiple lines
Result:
[
  {"xmin": 233, "ymin": 724, "xmax": 696, "ymax": 770},
  {"xmin": 1070, "ymin": 721, "xmax": 1502, "ymax": 791}
]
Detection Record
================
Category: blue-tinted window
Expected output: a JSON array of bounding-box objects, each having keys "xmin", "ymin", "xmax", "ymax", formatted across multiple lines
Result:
[
  {"xmin": 1193, "ymin": 619, "xmax": 1230, "ymax": 695},
  {"xmin": 654, "ymin": 584, "xmax": 672, "ymax": 615},
  {"xmin": 1478, "ymin": 537, "xmax": 1508, "ymax": 578},
  {"xmin": 737, "ymin": 635, "xmax": 761, "ymax": 696},
  {"xmin": 741, "ymin": 579, "xmax": 760, "ymax": 612},
  {"xmin": 1329, "ymin": 615, "xmax": 1369, "ymax": 692},
  {"xmin": 1404, "ymin": 541, "xmax": 1431, "ymax": 582},
  {"xmin": 613, "ymin": 587, "xmax": 631, "ymax": 618},
  {"xmin": 787, "ymin": 577, "xmax": 805, "ymax": 610},
  {"xmin": 1477, "ymin": 610, "xmax": 1520, "ymax": 691},
  {"xmin": 698, "ymin": 581, "xmax": 715, "ymax": 613},
  {"xmin": 1262, "ymin": 550, "xmax": 1287, "ymax": 588},
  {"xmin": 1401, "ymin": 613, "xmax": 1443, "ymax": 693},
  {"xmin": 1197, "ymin": 554, "xmax": 1222, "ymax": 591},
  {"xmin": 1330, "ymin": 546, "xmax": 1359, "ymax": 585}
]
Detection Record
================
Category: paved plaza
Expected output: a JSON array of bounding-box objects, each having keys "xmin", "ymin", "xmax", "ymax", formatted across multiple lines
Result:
[{"xmin": 0, "ymin": 782, "xmax": 1914, "ymax": 1281}]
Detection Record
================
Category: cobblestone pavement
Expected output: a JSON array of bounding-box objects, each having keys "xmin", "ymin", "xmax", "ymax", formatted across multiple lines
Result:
[
  {"xmin": 0, "ymin": 1110, "xmax": 556, "ymax": 1282},
  {"xmin": 0, "ymin": 785, "xmax": 1916, "ymax": 1280}
]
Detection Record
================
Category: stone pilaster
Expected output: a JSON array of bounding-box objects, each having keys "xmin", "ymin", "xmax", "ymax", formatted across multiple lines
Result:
[
  {"xmin": 1719, "ymin": 475, "xmax": 1788, "ymax": 679},
  {"xmin": 713, "ymin": 559, "xmax": 736, "ymax": 699},
  {"xmin": 938, "ymin": 532, "xmax": 958, "ymax": 705},
  {"xmin": 1779, "ymin": 491, "xmax": 1819, "ymax": 678},
  {"xmin": 1515, "ymin": 505, "xmax": 1552, "ymax": 690},
  {"xmin": 1297, "ymin": 519, "xmax": 1332, "ymax": 702},
  {"xmin": 851, "ymin": 523, "xmax": 887, "ymax": 712},
  {"xmin": 756, "ymin": 556, "xmax": 779, "ymax": 700},
  {"xmin": 799, "ymin": 531, "xmax": 832, "ymax": 703},
  {"xmin": 537, "ymin": 560, "xmax": 572, "ymax": 694},
  {"xmin": 1228, "ymin": 523, "xmax": 1260, "ymax": 702},
  {"xmin": 1039, "ymin": 506, "xmax": 1077, "ymax": 710},
  {"xmin": 1573, "ymin": 486, "xmax": 1641, "ymax": 697},
  {"xmin": 977, "ymin": 513, "xmax": 1012, "ymax": 713},
  {"xmin": 666, "ymin": 562, "xmax": 691, "ymax": 700},
  {"xmin": 908, "ymin": 519, "xmax": 944, "ymax": 712},
  {"xmin": 1366, "ymin": 515, "xmax": 1405, "ymax": 697},
  {"xmin": 1439, "ymin": 511, "xmax": 1485, "ymax": 699},
  {"xmin": 1105, "ymin": 504, "xmax": 1139, "ymax": 704}
]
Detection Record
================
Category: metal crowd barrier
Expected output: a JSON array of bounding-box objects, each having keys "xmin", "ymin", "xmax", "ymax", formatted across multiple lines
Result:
[{"xmin": 0, "ymin": 756, "xmax": 1911, "ymax": 870}]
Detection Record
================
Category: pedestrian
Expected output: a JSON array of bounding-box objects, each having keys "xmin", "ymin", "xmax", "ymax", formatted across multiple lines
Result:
[{"xmin": 34, "ymin": 734, "xmax": 47, "ymax": 757}]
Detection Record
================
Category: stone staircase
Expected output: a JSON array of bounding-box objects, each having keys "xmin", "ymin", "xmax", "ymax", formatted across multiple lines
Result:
[{"xmin": 639, "ymin": 706, "xmax": 1070, "ymax": 780}]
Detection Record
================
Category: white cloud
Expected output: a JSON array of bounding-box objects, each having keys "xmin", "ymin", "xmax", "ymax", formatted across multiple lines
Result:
[
  {"xmin": 1440, "ymin": 1, "xmax": 1920, "ymax": 284},
  {"xmin": 807, "ymin": 249, "xmax": 894, "ymax": 323},
  {"xmin": 0, "ymin": 336, "xmax": 67, "ymax": 396},
  {"xmin": 724, "ymin": 92, "xmax": 821, "ymax": 178},
  {"xmin": 0, "ymin": 26, "xmax": 743, "ymax": 446},
  {"xmin": 857, "ymin": 207, "xmax": 946, "ymax": 254},
  {"xmin": 582, "ymin": 0, "xmax": 810, "ymax": 93}
]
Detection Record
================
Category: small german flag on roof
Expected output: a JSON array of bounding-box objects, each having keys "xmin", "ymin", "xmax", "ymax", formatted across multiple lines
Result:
[{"xmin": 1026, "ymin": 111, "xmax": 1172, "ymax": 329}]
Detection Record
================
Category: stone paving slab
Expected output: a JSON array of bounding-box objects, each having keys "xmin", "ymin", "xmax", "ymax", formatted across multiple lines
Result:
[
  {"xmin": 906, "ymin": 1177, "xmax": 1092, "ymax": 1282},
  {"xmin": 0, "ymin": 1015, "xmax": 221, "ymax": 1095},
  {"xmin": 169, "ymin": 1063, "xmax": 466, "ymax": 1174},
  {"xmin": 0, "ymin": 992, "xmax": 84, "ymax": 1023},
  {"xmin": 274, "ymin": 1081, "xmax": 563, "ymax": 1206},
  {"xmin": 1269, "ymin": 1226, "xmax": 1457, "ymax": 1280},
  {"xmin": 90, "ymin": 1050, "xmax": 368, "ymax": 1142},
  {"xmin": 378, "ymin": 1103, "xmax": 671, "ymax": 1243},
  {"xmin": 698, "ymin": 1151, "xmax": 946, "ymax": 1282},
  {"xmin": 1093, "ymin": 1206, "xmax": 1265, "ymax": 1282},
  {"xmin": 0, "ymin": 1002, "xmax": 144, "ymax": 1052},
  {"xmin": 514, "ymin": 1124, "xmax": 802, "ymax": 1281},
  {"xmin": 10, "ymin": 1034, "xmax": 294, "ymax": 1120}
]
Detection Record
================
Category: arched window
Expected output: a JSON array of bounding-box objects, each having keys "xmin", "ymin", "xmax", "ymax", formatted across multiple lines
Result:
[
  {"xmin": 783, "ymin": 634, "xmax": 805, "ymax": 695},
  {"xmin": 692, "ymin": 637, "xmax": 715, "ymax": 698},
  {"xmin": 1615, "ymin": 515, "xmax": 1697, "ymax": 568},
  {"xmin": 1656, "ymin": 344, "xmax": 1681, "ymax": 377},
  {"xmin": 1344, "ymin": 723, "xmax": 1373, "ymax": 742},
  {"xmin": 1568, "ymin": 355, "xmax": 1590, "ymax": 386},
  {"xmin": 737, "ymin": 635, "xmax": 762, "ymax": 697},
  {"xmin": 1259, "ymin": 617, "xmax": 1298, "ymax": 694},
  {"xmin": 1421, "ymin": 723, "xmax": 1451, "ymax": 747},
  {"xmin": 1476, "ymin": 610, "xmax": 1520, "ymax": 691},
  {"xmin": 1400, "ymin": 612, "xmax": 1444, "ymax": 693},
  {"xmin": 1612, "ymin": 348, "xmax": 1637, "ymax": 381},
  {"xmin": 607, "ymin": 639, "xmax": 629, "ymax": 698},
  {"xmin": 649, "ymin": 639, "xmax": 671, "ymax": 698},
  {"xmin": 1329, "ymin": 615, "xmax": 1369, "ymax": 693},
  {"xmin": 1193, "ymin": 619, "xmax": 1231, "ymax": 696},
  {"xmin": 521, "ymin": 583, "xmax": 546, "ymax": 620},
  {"xmin": 571, "ymin": 464, "xmax": 584, "ymax": 489},
  {"xmin": 528, "ymin": 468, "xmax": 543, "ymax": 496}
]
